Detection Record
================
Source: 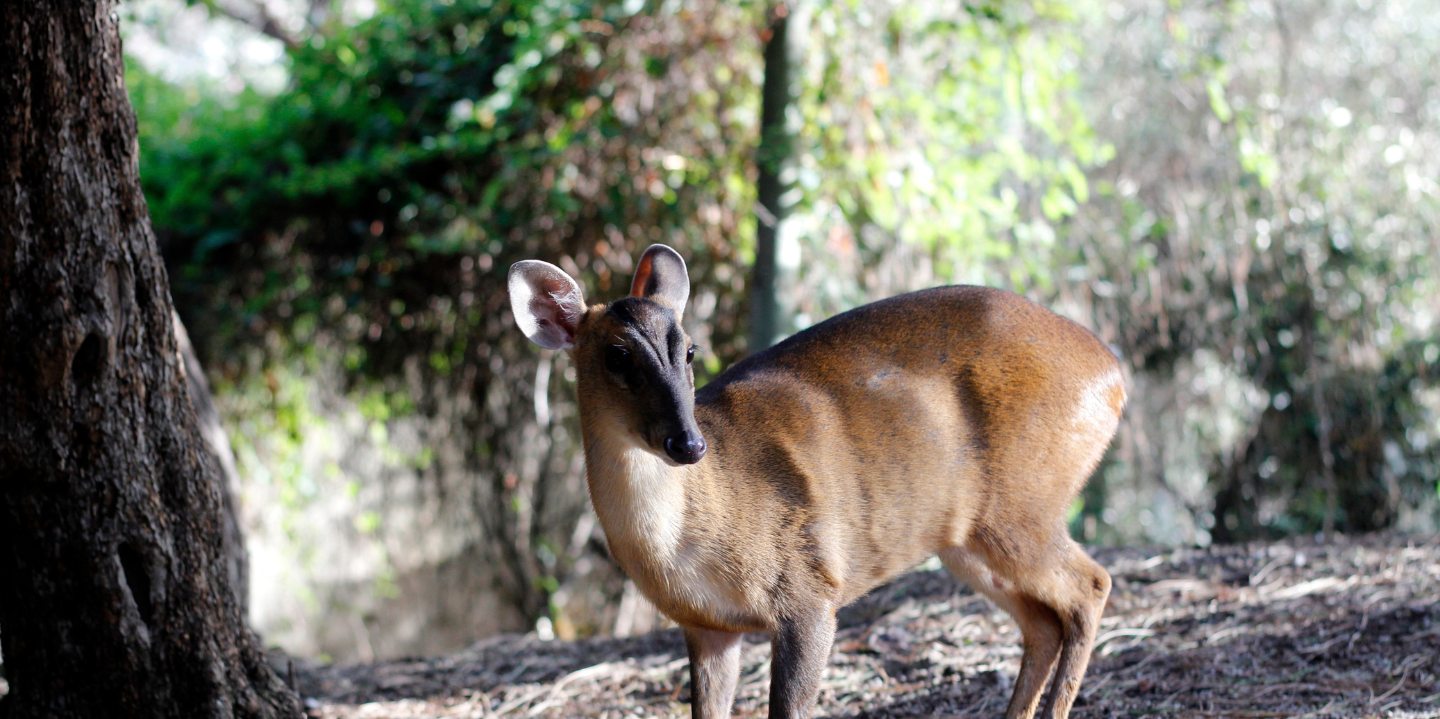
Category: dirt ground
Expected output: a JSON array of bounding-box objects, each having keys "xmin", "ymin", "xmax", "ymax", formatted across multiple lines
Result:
[{"xmin": 299, "ymin": 533, "xmax": 1440, "ymax": 718}]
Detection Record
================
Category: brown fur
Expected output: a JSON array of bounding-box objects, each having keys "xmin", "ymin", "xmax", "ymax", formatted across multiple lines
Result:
[{"xmin": 512, "ymin": 250, "xmax": 1126, "ymax": 719}]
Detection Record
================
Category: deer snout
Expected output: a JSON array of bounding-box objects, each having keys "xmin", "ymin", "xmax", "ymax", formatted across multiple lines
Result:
[{"xmin": 663, "ymin": 431, "xmax": 707, "ymax": 465}]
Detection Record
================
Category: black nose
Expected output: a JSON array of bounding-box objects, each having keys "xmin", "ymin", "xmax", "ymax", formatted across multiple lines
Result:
[{"xmin": 663, "ymin": 432, "xmax": 707, "ymax": 464}]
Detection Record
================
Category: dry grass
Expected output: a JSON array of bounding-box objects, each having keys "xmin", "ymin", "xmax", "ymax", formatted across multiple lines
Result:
[{"xmin": 300, "ymin": 533, "xmax": 1440, "ymax": 718}]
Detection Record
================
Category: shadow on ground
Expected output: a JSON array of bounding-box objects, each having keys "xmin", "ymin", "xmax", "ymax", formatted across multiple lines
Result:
[{"xmin": 300, "ymin": 533, "xmax": 1440, "ymax": 718}]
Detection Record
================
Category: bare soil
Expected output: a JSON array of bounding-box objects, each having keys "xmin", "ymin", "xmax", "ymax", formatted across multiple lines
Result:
[{"xmin": 298, "ymin": 533, "xmax": 1440, "ymax": 718}]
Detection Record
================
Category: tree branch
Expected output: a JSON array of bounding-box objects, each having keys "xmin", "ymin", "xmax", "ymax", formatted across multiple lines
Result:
[{"xmin": 204, "ymin": 0, "xmax": 301, "ymax": 52}]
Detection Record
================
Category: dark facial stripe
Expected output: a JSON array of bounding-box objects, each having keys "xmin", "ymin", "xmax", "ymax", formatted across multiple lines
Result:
[
  {"xmin": 606, "ymin": 299, "xmax": 640, "ymax": 325},
  {"xmin": 667, "ymin": 325, "xmax": 685, "ymax": 364},
  {"xmin": 606, "ymin": 297, "xmax": 684, "ymax": 368}
]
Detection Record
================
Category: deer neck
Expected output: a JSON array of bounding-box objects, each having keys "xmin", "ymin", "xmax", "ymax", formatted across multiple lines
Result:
[{"xmin": 579, "ymin": 414, "xmax": 707, "ymax": 568}]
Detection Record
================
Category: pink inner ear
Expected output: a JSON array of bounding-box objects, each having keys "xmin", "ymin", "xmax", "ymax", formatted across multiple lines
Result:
[
  {"xmin": 530, "ymin": 281, "xmax": 580, "ymax": 346},
  {"xmin": 630, "ymin": 255, "xmax": 655, "ymax": 298},
  {"xmin": 510, "ymin": 260, "xmax": 584, "ymax": 349}
]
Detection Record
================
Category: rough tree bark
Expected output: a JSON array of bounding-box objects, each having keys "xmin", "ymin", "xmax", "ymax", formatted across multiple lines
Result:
[
  {"xmin": 175, "ymin": 312, "xmax": 251, "ymax": 618},
  {"xmin": 0, "ymin": 3, "xmax": 299, "ymax": 717}
]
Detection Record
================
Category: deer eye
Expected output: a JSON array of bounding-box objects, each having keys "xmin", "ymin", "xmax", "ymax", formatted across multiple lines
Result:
[
  {"xmin": 604, "ymin": 345, "xmax": 630, "ymax": 374},
  {"xmin": 685, "ymin": 345, "xmax": 695, "ymax": 364}
]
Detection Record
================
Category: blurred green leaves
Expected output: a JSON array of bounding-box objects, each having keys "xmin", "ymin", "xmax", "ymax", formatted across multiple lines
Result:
[{"xmin": 792, "ymin": 0, "xmax": 1107, "ymax": 310}]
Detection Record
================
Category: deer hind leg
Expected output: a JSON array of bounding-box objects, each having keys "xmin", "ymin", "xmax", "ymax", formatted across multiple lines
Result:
[
  {"xmin": 1036, "ymin": 544, "xmax": 1110, "ymax": 718},
  {"xmin": 942, "ymin": 534, "xmax": 1110, "ymax": 719},
  {"xmin": 939, "ymin": 548, "xmax": 1061, "ymax": 719}
]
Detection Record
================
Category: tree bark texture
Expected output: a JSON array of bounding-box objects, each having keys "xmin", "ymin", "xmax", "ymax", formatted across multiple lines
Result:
[
  {"xmin": 0, "ymin": 3, "xmax": 299, "ymax": 717},
  {"xmin": 175, "ymin": 312, "xmax": 251, "ymax": 619}
]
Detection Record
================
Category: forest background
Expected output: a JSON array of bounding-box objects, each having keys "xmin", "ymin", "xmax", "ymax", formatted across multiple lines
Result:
[{"xmin": 117, "ymin": 0, "xmax": 1440, "ymax": 663}]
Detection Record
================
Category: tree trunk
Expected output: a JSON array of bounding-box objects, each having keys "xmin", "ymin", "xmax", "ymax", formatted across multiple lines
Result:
[
  {"xmin": 748, "ymin": 1, "xmax": 795, "ymax": 352},
  {"xmin": 0, "ymin": 3, "xmax": 300, "ymax": 717},
  {"xmin": 175, "ymin": 312, "xmax": 251, "ymax": 619}
]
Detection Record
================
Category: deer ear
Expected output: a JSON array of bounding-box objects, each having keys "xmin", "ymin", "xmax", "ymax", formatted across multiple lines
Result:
[
  {"xmin": 629, "ymin": 244, "xmax": 690, "ymax": 318},
  {"xmin": 509, "ymin": 260, "xmax": 586, "ymax": 350}
]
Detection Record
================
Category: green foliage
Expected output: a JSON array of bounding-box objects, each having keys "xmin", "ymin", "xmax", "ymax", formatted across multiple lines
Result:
[
  {"xmin": 783, "ymin": 0, "xmax": 1109, "ymax": 320},
  {"xmin": 639, "ymin": 1, "xmax": 1115, "ymax": 353},
  {"xmin": 136, "ymin": 0, "xmax": 758, "ymax": 379}
]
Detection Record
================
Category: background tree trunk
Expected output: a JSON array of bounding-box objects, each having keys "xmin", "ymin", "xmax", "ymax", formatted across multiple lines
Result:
[
  {"xmin": 0, "ymin": 3, "xmax": 299, "ymax": 717},
  {"xmin": 747, "ymin": 1, "xmax": 795, "ymax": 352}
]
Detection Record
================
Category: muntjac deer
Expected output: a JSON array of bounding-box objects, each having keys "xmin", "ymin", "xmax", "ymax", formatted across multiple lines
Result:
[{"xmin": 508, "ymin": 244, "xmax": 1126, "ymax": 719}]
